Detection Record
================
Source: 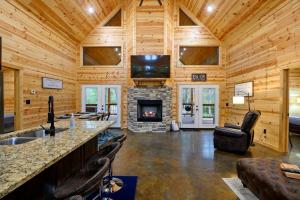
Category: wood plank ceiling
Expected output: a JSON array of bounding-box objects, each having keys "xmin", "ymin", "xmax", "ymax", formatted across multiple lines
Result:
[
  {"xmin": 179, "ymin": 0, "xmax": 273, "ymax": 39},
  {"xmin": 15, "ymin": 0, "xmax": 281, "ymax": 42},
  {"xmin": 16, "ymin": 0, "xmax": 120, "ymax": 42}
]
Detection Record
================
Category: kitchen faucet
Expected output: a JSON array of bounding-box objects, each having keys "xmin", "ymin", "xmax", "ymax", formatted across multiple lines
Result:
[{"xmin": 47, "ymin": 96, "xmax": 55, "ymax": 136}]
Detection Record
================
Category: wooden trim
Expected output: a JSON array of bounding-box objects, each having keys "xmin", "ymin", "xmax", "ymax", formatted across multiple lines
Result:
[
  {"xmin": 14, "ymin": 69, "xmax": 23, "ymax": 130},
  {"xmin": 279, "ymin": 69, "xmax": 289, "ymax": 152}
]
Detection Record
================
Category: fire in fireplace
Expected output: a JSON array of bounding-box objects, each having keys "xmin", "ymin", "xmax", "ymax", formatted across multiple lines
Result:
[{"xmin": 137, "ymin": 100, "xmax": 162, "ymax": 122}]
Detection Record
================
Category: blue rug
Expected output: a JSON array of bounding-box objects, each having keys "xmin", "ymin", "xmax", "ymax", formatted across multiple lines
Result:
[{"xmin": 88, "ymin": 176, "xmax": 138, "ymax": 200}]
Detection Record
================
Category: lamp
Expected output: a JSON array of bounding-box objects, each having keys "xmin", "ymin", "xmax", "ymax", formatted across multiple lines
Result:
[
  {"xmin": 233, "ymin": 91, "xmax": 251, "ymax": 111},
  {"xmin": 233, "ymin": 96, "xmax": 245, "ymax": 104}
]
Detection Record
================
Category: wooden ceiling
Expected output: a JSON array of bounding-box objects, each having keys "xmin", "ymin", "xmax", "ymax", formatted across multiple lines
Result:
[
  {"xmin": 15, "ymin": 0, "xmax": 282, "ymax": 42},
  {"xmin": 16, "ymin": 0, "xmax": 120, "ymax": 42},
  {"xmin": 179, "ymin": 0, "xmax": 277, "ymax": 39}
]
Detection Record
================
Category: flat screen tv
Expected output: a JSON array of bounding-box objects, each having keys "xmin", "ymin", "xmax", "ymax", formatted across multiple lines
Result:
[{"xmin": 131, "ymin": 55, "xmax": 170, "ymax": 78}]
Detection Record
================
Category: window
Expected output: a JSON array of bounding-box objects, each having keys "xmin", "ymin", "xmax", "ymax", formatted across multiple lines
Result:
[
  {"xmin": 179, "ymin": 46, "xmax": 219, "ymax": 65},
  {"xmin": 104, "ymin": 10, "xmax": 122, "ymax": 26},
  {"xmin": 179, "ymin": 9, "xmax": 197, "ymax": 26},
  {"xmin": 82, "ymin": 46, "xmax": 122, "ymax": 66}
]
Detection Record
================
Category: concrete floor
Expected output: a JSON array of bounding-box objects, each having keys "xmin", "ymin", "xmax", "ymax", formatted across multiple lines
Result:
[{"xmin": 111, "ymin": 129, "xmax": 299, "ymax": 200}]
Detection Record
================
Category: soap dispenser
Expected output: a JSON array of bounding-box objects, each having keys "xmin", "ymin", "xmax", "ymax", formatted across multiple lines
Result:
[{"xmin": 70, "ymin": 113, "xmax": 75, "ymax": 129}]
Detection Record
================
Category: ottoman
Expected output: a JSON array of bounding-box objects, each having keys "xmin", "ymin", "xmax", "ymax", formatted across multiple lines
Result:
[{"xmin": 237, "ymin": 158, "xmax": 300, "ymax": 200}]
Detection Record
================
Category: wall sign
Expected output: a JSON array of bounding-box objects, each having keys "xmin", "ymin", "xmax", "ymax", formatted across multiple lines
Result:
[
  {"xmin": 42, "ymin": 77, "xmax": 63, "ymax": 89},
  {"xmin": 192, "ymin": 73, "xmax": 207, "ymax": 82},
  {"xmin": 234, "ymin": 81, "xmax": 253, "ymax": 97}
]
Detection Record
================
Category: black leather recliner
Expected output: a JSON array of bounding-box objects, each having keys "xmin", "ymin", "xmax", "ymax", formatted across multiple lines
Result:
[{"xmin": 213, "ymin": 111, "xmax": 261, "ymax": 153}]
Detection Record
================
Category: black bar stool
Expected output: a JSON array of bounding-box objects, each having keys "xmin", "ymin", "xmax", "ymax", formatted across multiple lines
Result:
[
  {"xmin": 102, "ymin": 133, "xmax": 127, "ymax": 194},
  {"xmin": 53, "ymin": 157, "xmax": 110, "ymax": 200},
  {"xmin": 68, "ymin": 195, "xmax": 83, "ymax": 200}
]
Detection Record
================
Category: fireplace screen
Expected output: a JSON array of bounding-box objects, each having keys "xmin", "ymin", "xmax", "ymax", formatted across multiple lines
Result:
[{"xmin": 137, "ymin": 100, "xmax": 162, "ymax": 122}]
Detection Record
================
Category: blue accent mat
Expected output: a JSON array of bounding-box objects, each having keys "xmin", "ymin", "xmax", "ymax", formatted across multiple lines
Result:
[{"xmin": 89, "ymin": 176, "xmax": 138, "ymax": 200}]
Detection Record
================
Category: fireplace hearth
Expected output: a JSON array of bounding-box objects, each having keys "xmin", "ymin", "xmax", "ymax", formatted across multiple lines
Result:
[{"xmin": 137, "ymin": 100, "xmax": 162, "ymax": 122}]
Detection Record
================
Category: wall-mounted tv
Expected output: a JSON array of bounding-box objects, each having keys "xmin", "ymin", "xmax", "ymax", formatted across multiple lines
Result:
[{"xmin": 131, "ymin": 55, "xmax": 170, "ymax": 78}]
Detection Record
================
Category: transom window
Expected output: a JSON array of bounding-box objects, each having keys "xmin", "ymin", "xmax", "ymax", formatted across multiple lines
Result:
[
  {"xmin": 179, "ymin": 46, "xmax": 219, "ymax": 65},
  {"xmin": 82, "ymin": 46, "xmax": 122, "ymax": 66}
]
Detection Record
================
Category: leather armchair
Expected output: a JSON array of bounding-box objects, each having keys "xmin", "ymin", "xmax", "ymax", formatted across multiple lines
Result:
[{"xmin": 213, "ymin": 110, "xmax": 261, "ymax": 153}]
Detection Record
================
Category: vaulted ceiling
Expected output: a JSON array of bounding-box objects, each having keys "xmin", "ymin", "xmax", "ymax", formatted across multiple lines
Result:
[
  {"xmin": 16, "ymin": 0, "xmax": 120, "ymax": 42},
  {"xmin": 16, "ymin": 0, "xmax": 283, "ymax": 42},
  {"xmin": 179, "ymin": 0, "xmax": 283, "ymax": 39}
]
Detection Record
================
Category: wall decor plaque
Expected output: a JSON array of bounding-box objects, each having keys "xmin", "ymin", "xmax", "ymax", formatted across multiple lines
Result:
[
  {"xmin": 192, "ymin": 73, "xmax": 207, "ymax": 81},
  {"xmin": 42, "ymin": 77, "xmax": 63, "ymax": 89}
]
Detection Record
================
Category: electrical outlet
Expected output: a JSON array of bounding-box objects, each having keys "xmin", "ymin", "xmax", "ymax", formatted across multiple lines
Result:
[
  {"xmin": 263, "ymin": 129, "xmax": 267, "ymax": 134},
  {"xmin": 30, "ymin": 89, "xmax": 36, "ymax": 95}
]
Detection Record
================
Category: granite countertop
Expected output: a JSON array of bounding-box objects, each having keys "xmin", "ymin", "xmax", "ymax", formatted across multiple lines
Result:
[{"xmin": 0, "ymin": 120, "xmax": 114, "ymax": 199}]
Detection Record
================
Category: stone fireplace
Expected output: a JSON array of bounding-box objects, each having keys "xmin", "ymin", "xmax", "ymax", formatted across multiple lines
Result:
[{"xmin": 128, "ymin": 87, "xmax": 172, "ymax": 132}]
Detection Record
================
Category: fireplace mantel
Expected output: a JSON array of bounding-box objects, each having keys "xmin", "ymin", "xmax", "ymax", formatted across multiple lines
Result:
[{"xmin": 132, "ymin": 78, "xmax": 167, "ymax": 87}]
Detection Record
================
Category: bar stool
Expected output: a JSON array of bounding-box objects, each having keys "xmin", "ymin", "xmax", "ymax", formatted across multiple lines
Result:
[
  {"xmin": 102, "ymin": 134, "xmax": 127, "ymax": 195},
  {"xmin": 91, "ymin": 142, "xmax": 122, "ymax": 195},
  {"xmin": 68, "ymin": 195, "xmax": 83, "ymax": 200},
  {"xmin": 53, "ymin": 157, "xmax": 110, "ymax": 200}
]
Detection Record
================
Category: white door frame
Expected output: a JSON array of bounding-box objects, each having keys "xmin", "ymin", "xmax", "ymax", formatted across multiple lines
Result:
[
  {"xmin": 178, "ymin": 84, "xmax": 219, "ymax": 129},
  {"xmin": 81, "ymin": 85, "xmax": 122, "ymax": 128}
]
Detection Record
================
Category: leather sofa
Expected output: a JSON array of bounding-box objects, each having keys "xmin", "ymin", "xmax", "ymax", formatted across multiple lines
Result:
[
  {"xmin": 237, "ymin": 158, "xmax": 300, "ymax": 200},
  {"xmin": 4, "ymin": 113, "xmax": 14, "ymax": 133},
  {"xmin": 213, "ymin": 111, "xmax": 261, "ymax": 153},
  {"xmin": 289, "ymin": 116, "xmax": 300, "ymax": 134}
]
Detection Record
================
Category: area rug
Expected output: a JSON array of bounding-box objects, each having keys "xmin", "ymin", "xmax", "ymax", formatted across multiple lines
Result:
[
  {"xmin": 88, "ymin": 176, "xmax": 138, "ymax": 200},
  {"xmin": 223, "ymin": 178, "xmax": 258, "ymax": 200}
]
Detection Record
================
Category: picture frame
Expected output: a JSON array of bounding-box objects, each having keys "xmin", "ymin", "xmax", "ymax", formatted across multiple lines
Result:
[
  {"xmin": 234, "ymin": 81, "xmax": 253, "ymax": 97},
  {"xmin": 42, "ymin": 77, "xmax": 63, "ymax": 89}
]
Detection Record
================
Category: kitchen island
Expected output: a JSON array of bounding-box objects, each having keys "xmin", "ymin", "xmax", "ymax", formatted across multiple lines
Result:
[{"xmin": 0, "ymin": 120, "xmax": 113, "ymax": 199}]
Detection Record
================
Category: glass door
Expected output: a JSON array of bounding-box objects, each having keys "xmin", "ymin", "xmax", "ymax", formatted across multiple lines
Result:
[
  {"xmin": 82, "ymin": 85, "xmax": 121, "ymax": 128},
  {"xmin": 101, "ymin": 85, "xmax": 121, "ymax": 128},
  {"xmin": 83, "ymin": 86, "xmax": 99, "ymax": 113},
  {"xmin": 199, "ymin": 86, "xmax": 219, "ymax": 128},
  {"xmin": 179, "ymin": 86, "xmax": 198, "ymax": 128},
  {"xmin": 179, "ymin": 85, "xmax": 219, "ymax": 129}
]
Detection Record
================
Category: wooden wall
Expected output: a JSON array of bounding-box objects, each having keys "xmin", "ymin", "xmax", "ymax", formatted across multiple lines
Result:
[
  {"xmin": 0, "ymin": 1, "xmax": 77, "ymax": 128},
  {"xmin": 3, "ymin": 68, "xmax": 15, "ymax": 114},
  {"xmin": 172, "ymin": 3, "xmax": 226, "ymax": 124},
  {"xmin": 136, "ymin": 0, "xmax": 164, "ymax": 54},
  {"xmin": 77, "ymin": 2, "xmax": 130, "ymax": 128},
  {"xmin": 223, "ymin": 0, "xmax": 300, "ymax": 151},
  {"xmin": 77, "ymin": 0, "xmax": 226, "ymax": 128},
  {"xmin": 289, "ymin": 68, "xmax": 300, "ymax": 117}
]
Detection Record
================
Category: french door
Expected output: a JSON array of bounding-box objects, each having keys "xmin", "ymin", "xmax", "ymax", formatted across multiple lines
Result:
[
  {"xmin": 82, "ymin": 85, "xmax": 121, "ymax": 128},
  {"xmin": 179, "ymin": 85, "xmax": 219, "ymax": 129}
]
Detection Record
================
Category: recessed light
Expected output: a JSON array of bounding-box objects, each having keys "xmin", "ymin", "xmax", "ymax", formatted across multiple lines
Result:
[
  {"xmin": 206, "ymin": 5, "xmax": 214, "ymax": 13},
  {"xmin": 87, "ymin": 6, "xmax": 95, "ymax": 14}
]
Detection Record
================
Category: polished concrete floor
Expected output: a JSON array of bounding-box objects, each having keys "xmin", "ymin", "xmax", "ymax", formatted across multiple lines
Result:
[{"xmin": 111, "ymin": 129, "xmax": 299, "ymax": 200}]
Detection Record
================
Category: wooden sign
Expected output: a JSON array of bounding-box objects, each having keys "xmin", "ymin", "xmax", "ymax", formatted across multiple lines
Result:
[
  {"xmin": 42, "ymin": 77, "xmax": 63, "ymax": 89},
  {"xmin": 192, "ymin": 73, "xmax": 207, "ymax": 82}
]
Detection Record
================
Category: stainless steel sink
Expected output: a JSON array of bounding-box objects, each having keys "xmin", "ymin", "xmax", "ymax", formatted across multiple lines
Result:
[
  {"xmin": 0, "ymin": 137, "xmax": 36, "ymax": 145},
  {"xmin": 21, "ymin": 128, "xmax": 69, "ymax": 138}
]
